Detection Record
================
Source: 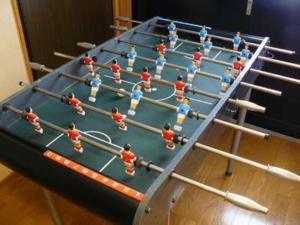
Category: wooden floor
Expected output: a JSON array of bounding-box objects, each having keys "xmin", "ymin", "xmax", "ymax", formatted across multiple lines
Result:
[{"xmin": 0, "ymin": 129, "xmax": 300, "ymax": 225}]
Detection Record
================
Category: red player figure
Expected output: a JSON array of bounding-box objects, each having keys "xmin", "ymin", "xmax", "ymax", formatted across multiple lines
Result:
[
  {"xmin": 232, "ymin": 56, "xmax": 243, "ymax": 79},
  {"xmin": 174, "ymin": 75, "xmax": 185, "ymax": 102},
  {"xmin": 193, "ymin": 47, "xmax": 202, "ymax": 69},
  {"xmin": 68, "ymin": 93, "xmax": 85, "ymax": 116},
  {"xmin": 161, "ymin": 123, "xmax": 176, "ymax": 150},
  {"xmin": 25, "ymin": 107, "xmax": 43, "ymax": 134},
  {"xmin": 67, "ymin": 123, "xmax": 83, "ymax": 153},
  {"xmin": 111, "ymin": 59, "xmax": 122, "ymax": 84},
  {"xmin": 83, "ymin": 53, "xmax": 95, "ymax": 76},
  {"xmin": 111, "ymin": 107, "xmax": 127, "ymax": 131},
  {"xmin": 120, "ymin": 144, "xmax": 137, "ymax": 176},
  {"xmin": 140, "ymin": 67, "xmax": 152, "ymax": 92},
  {"xmin": 156, "ymin": 39, "xmax": 166, "ymax": 55}
]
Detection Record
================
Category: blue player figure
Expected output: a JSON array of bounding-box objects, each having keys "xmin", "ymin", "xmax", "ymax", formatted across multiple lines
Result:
[
  {"xmin": 174, "ymin": 97, "xmax": 191, "ymax": 131},
  {"xmin": 232, "ymin": 32, "xmax": 242, "ymax": 51},
  {"xmin": 155, "ymin": 53, "xmax": 167, "ymax": 79},
  {"xmin": 220, "ymin": 67, "xmax": 234, "ymax": 93},
  {"xmin": 127, "ymin": 45, "xmax": 137, "ymax": 71},
  {"xmin": 240, "ymin": 43, "xmax": 251, "ymax": 65},
  {"xmin": 199, "ymin": 25, "xmax": 208, "ymax": 43},
  {"xmin": 89, "ymin": 73, "xmax": 102, "ymax": 102},
  {"xmin": 186, "ymin": 60, "xmax": 197, "ymax": 86},
  {"xmin": 128, "ymin": 84, "xmax": 143, "ymax": 116},
  {"xmin": 203, "ymin": 36, "xmax": 213, "ymax": 56},
  {"xmin": 169, "ymin": 29, "xmax": 178, "ymax": 49},
  {"xmin": 168, "ymin": 20, "xmax": 177, "ymax": 35}
]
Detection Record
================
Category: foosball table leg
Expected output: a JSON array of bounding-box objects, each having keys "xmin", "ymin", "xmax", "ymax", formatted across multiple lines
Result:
[
  {"xmin": 225, "ymin": 89, "xmax": 252, "ymax": 176},
  {"xmin": 42, "ymin": 188, "xmax": 64, "ymax": 225}
]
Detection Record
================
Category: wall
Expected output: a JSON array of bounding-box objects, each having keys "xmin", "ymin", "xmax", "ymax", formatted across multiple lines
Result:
[{"xmin": 0, "ymin": 0, "xmax": 30, "ymax": 181}]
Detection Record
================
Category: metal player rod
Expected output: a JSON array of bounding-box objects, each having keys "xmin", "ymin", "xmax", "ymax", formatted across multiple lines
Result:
[
  {"xmin": 77, "ymin": 42, "xmax": 267, "ymax": 112},
  {"xmin": 114, "ymin": 16, "xmax": 295, "ymax": 55},
  {"xmin": 3, "ymin": 104, "xmax": 269, "ymax": 214},
  {"xmin": 32, "ymin": 86, "xmax": 300, "ymax": 183},
  {"xmin": 50, "ymin": 55, "xmax": 270, "ymax": 138},
  {"xmin": 118, "ymin": 38, "xmax": 300, "ymax": 86}
]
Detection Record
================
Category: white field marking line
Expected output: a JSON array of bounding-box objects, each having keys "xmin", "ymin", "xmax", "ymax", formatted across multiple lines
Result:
[
  {"xmin": 212, "ymin": 50, "xmax": 222, "ymax": 60},
  {"xmin": 81, "ymin": 130, "xmax": 120, "ymax": 172},
  {"xmin": 46, "ymin": 133, "xmax": 65, "ymax": 147},
  {"xmin": 173, "ymin": 42, "xmax": 184, "ymax": 51},
  {"xmin": 157, "ymin": 88, "xmax": 176, "ymax": 101},
  {"xmin": 189, "ymin": 97, "xmax": 213, "ymax": 105},
  {"xmin": 184, "ymin": 56, "xmax": 193, "ymax": 60}
]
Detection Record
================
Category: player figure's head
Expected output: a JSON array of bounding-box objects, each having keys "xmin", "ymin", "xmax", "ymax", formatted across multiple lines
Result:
[
  {"xmin": 68, "ymin": 93, "xmax": 75, "ymax": 99},
  {"xmin": 159, "ymin": 53, "xmax": 164, "ymax": 58},
  {"xmin": 143, "ymin": 67, "xmax": 148, "ymax": 72},
  {"xmin": 69, "ymin": 123, "xmax": 75, "ymax": 130},
  {"xmin": 123, "ymin": 143, "xmax": 131, "ymax": 151},
  {"xmin": 131, "ymin": 45, "xmax": 136, "ymax": 51},
  {"xmin": 135, "ymin": 84, "xmax": 142, "ymax": 91},
  {"xmin": 95, "ymin": 73, "xmax": 101, "ymax": 79},
  {"xmin": 164, "ymin": 123, "xmax": 171, "ymax": 130},
  {"xmin": 237, "ymin": 56, "xmax": 241, "ymax": 61},
  {"xmin": 160, "ymin": 39, "xmax": 164, "ymax": 44},
  {"xmin": 25, "ymin": 107, "xmax": 32, "ymax": 113},
  {"xmin": 236, "ymin": 32, "xmax": 240, "ymax": 37},
  {"xmin": 112, "ymin": 59, "xmax": 117, "ymax": 64},
  {"xmin": 170, "ymin": 20, "xmax": 174, "ymax": 24},
  {"xmin": 85, "ymin": 53, "xmax": 89, "ymax": 57},
  {"xmin": 192, "ymin": 60, "xmax": 196, "ymax": 66},
  {"xmin": 202, "ymin": 25, "xmax": 206, "ymax": 30},
  {"xmin": 225, "ymin": 67, "xmax": 231, "ymax": 74},
  {"xmin": 245, "ymin": 44, "xmax": 249, "ymax": 50},
  {"xmin": 177, "ymin": 75, "xmax": 183, "ymax": 81},
  {"xmin": 196, "ymin": 47, "xmax": 201, "ymax": 52},
  {"xmin": 183, "ymin": 97, "xmax": 190, "ymax": 105},
  {"xmin": 112, "ymin": 106, "xmax": 118, "ymax": 114},
  {"xmin": 207, "ymin": 36, "xmax": 212, "ymax": 42}
]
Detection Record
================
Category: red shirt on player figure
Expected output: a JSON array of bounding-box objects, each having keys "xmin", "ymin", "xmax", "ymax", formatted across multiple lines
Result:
[
  {"xmin": 25, "ymin": 107, "xmax": 43, "ymax": 134},
  {"xmin": 110, "ymin": 59, "xmax": 122, "ymax": 84},
  {"xmin": 68, "ymin": 93, "xmax": 85, "ymax": 116},
  {"xmin": 174, "ymin": 75, "xmax": 185, "ymax": 102},
  {"xmin": 111, "ymin": 107, "xmax": 127, "ymax": 131},
  {"xmin": 120, "ymin": 144, "xmax": 137, "ymax": 176},
  {"xmin": 83, "ymin": 53, "xmax": 95, "ymax": 76},
  {"xmin": 140, "ymin": 67, "xmax": 152, "ymax": 92},
  {"xmin": 193, "ymin": 47, "xmax": 202, "ymax": 68},
  {"xmin": 232, "ymin": 56, "xmax": 243, "ymax": 78},
  {"xmin": 161, "ymin": 123, "xmax": 176, "ymax": 150},
  {"xmin": 156, "ymin": 39, "xmax": 166, "ymax": 55},
  {"xmin": 67, "ymin": 123, "xmax": 83, "ymax": 153}
]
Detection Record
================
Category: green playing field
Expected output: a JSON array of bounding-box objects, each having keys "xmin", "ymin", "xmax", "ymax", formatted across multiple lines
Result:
[{"xmin": 7, "ymin": 35, "xmax": 238, "ymax": 193}]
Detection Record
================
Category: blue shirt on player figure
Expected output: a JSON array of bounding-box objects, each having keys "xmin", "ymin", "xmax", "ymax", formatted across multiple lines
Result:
[
  {"xmin": 168, "ymin": 20, "xmax": 176, "ymax": 34},
  {"xmin": 127, "ymin": 46, "xmax": 137, "ymax": 71},
  {"xmin": 174, "ymin": 98, "xmax": 191, "ymax": 131},
  {"xmin": 186, "ymin": 61, "xmax": 198, "ymax": 86},
  {"xmin": 199, "ymin": 26, "xmax": 208, "ymax": 43},
  {"xmin": 128, "ymin": 84, "xmax": 143, "ymax": 116},
  {"xmin": 220, "ymin": 67, "xmax": 233, "ymax": 93},
  {"xmin": 240, "ymin": 44, "xmax": 251, "ymax": 65},
  {"xmin": 232, "ymin": 32, "xmax": 242, "ymax": 50},
  {"xmin": 89, "ymin": 73, "xmax": 102, "ymax": 102}
]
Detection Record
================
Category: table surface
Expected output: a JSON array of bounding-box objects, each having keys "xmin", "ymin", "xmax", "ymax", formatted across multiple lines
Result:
[{"xmin": 7, "ymin": 34, "xmax": 239, "ymax": 194}]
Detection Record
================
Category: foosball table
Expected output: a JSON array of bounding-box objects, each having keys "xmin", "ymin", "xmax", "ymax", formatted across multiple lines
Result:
[{"xmin": 1, "ymin": 16, "xmax": 300, "ymax": 225}]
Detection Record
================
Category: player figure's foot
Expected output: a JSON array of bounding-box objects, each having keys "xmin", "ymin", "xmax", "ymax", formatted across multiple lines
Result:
[
  {"xmin": 125, "ymin": 170, "xmax": 135, "ymax": 176},
  {"xmin": 186, "ymin": 83, "xmax": 192, "ymax": 87},
  {"xmin": 114, "ymin": 79, "xmax": 122, "ymax": 84},
  {"xmin": 127, "ymin": 67, "xmax": 133, "ymax": 71},
  {"xmin": 144, "ymin": 88, "xmax": 151, "ymax": 93},
  {"xmin": 119, "ymin": 125, "xmax": 128, "ymax": 131},
  {"xmin": 35, "ymin": 128, "xmax": 43, "ymax": 134},
  {"xmin": 89, "ymin": 96, "xmax": 96, "ymax": 102},
  {"xmin": 74, "ymin": 147, "xmax": 83, "ymax": 153},
  {"xmin": 77, "ymin": 110, "xmax": 86, "ymax": 116},
  {"xmin": 174, "ymin": 125, "xmax": 182, "ymax": 131},
  {"xmin": 154, "ymin": 74, "xmax": 161, "ymax": 79},
  {"xmin": 128, "ymin": 110, "xmax": 136, "ymax": 116},
  {"xmin": 166, "ymin": 144, "xmax": 175, "ymax": 150}
]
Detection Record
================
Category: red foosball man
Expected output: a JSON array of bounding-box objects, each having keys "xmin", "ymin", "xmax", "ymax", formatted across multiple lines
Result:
[
  {"xmin": 140, "ymin": 67, "xmax": 152, "ymax": 92},
  {"xmin": 67, "ymin": 123, "xmax": 83, "ymax": 153},
  {"xmin": 110, "ymin": 59, "xmax": 122, "ymax": 84},
  {"xmin": 232, "ymin": 56, "xmax": 243, "ymax": 79},
  {"xmin": 83, "ymin": 53, "xmax": 95, "ymax": 76},
  {"xmin": 193, "ymin": 47, "xmax": 202, "ymax": 69},
  {"xmin": 111, "ymin": 107, "xmax": 127, "ymax": 131},
  {"xmin": 68, "ymin": 93, "xmax": 85, "ymax": 116},
  {"xmin": 120, "ymin": 144, "xmax": 137, "ymax": 176},
  {"xmin": 174, "ymin": 75, "xmax": 185, "ymax": 102},
  {"xmin": 156, "ymin": 39, "xmax": 166, "ymax": 55},
  {"xmin": 161, "ymin": 123, "xmax": 176, "ymax": 150},
  {"xmin": 25, "ymin": 107, "xmax": 43, "ymax": 134}
]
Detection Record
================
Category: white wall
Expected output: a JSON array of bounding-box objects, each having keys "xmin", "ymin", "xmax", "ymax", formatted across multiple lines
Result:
[{"xmin": 0, "ymin": 0, "xmax": 30, "ymax": 181}]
